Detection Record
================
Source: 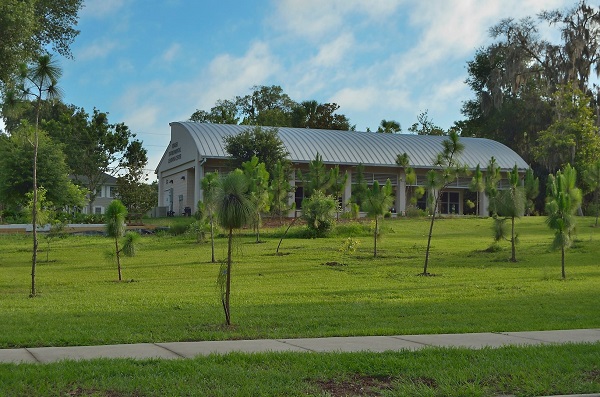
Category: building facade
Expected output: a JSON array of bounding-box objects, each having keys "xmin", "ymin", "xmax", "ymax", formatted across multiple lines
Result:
[{"xmin": 155, "ymin": 122, "xmax": 529, "ymax": 217}]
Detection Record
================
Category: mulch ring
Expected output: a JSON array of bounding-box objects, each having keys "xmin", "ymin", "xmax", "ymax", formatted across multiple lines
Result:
[{"xmin": 312, "ymin": 374, "xmax": 395, "ymax": 396}]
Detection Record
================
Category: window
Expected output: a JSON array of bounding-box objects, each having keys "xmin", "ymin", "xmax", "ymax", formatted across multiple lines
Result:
[
  {"xmin": 109, "ymin": 186, "xmax": 117, "ymax": 198},
  {"xmin": 295, "ymin": 186, "xmax": 304, "ymax": 209},
  {"xmin": 94, "ymin": 207, "xmax": 102, "ymax": 215},
  {"xmin": 96, "ymin": 187, "xmax": 102, "ymax": 198},
  {"xmin": 440, "ymin": 192, "xmax": 460, "ymax": 214}
]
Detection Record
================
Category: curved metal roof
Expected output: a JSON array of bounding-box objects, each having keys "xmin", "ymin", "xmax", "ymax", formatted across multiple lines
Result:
[{"xmin": 172, "ymin": 122, "xmax": 528, "ymax": 170}]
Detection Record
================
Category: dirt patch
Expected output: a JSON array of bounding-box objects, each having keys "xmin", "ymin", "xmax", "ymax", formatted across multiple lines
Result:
[
  {"xmin": 321, "ymin": 261, "xmax": 347, "ymax": 267},
  {"xmin": 313, "ymin": 374, "xmax": 394, "ymax": 396}
]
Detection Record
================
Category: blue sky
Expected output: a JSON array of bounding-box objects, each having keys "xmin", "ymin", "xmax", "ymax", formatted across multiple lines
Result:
[{"xmin": 41, "ymin": 0, "xmax": 575, "ymax": 175}]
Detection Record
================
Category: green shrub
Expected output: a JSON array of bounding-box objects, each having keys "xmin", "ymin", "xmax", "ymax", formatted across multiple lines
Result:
[{"xmin": 301, "ymin": 191, "xmax": 337, "ymax": 238}]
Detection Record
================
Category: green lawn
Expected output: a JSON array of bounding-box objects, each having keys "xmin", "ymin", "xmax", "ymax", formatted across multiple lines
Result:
[
  {"xmin": 1, "ymin": 216, "xmax": 598, "ymax": 347},
  {"xmin": 1, "ymin": 216, "xmax": 599, "ymax": 396}
]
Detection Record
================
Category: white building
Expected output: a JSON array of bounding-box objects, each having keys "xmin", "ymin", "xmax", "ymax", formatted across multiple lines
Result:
[{"xmin": 155, "ymin": 122, "xmax": 529, "ymax": 216}]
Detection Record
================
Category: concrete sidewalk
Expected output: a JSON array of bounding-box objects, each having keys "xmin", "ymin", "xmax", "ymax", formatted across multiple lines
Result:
[{"xmin": 1, "ymin": 329, "xmax": 599, "ymax": 364}]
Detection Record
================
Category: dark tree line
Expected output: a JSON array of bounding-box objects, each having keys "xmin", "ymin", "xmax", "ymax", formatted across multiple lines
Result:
[
  {"xmin": 190, "ymin": 85, "xmax": 355, "ymax": 131},
  {"xmin": 458, "ymin": 1, "xmax": 600, "ymax": 212}
]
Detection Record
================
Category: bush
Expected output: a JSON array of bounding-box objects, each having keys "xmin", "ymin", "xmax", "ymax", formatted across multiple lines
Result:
[{"xmin": 301, "ymin": 191, "xmax": 337, "ymax": 238}]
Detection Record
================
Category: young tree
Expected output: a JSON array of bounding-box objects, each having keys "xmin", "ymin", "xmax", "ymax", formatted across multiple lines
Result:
[
  {"xmin": 524, "ymin": 168, "xmax": 540, "ymax": 215},
  {"xmin": 484, "ymin": 157, "xmax": 502, "ymax": 216},
  {"xmin": 469, "ymin": 164, "xmax": 485, "ymax": 216},
  {"xmin": 301, "ymin": 190, "xmax": 338, "ymax": 238},
  {"xmin": 396, "ymin": 153, "xmax": 422, "ymax": 211},
  {"xmin": 422, "ymin": 131, "xmax": 465, "ymax": 275},
  {"xmin": 241, "ymin": 155, "xmax": 270, "ymax": 243},
  {"xmin": 583, "ymin": 160, "xmax": 600, "ymax": 226},
  {"xmin": 329, "ymin": 165, "xmax": 348, "ymax": 219},
  {"xmin": 492, "ymin": 165, "xmax": 526, "ymax": 262},
  {"xmin": 305, "ymin": 152, "xmax": 333, "ymax": 197},
  {"xmin": 363, "ymin": 179, "xmax": 394, "ymax": 257},
  {"xmin": 269, "ymin": 160, "xmax": 295, "ymax": 222},
  {"xmin": 351, "ymin": 163, "xmax": 369, "ymax": 210},
  {"xmin": 105, "ymin": 200, "xmax": 138, "ymax": 281},
  {"xmin": 13, "ymin": 54, "xmax": 63, "ymax": 297},
  {"xmin": 201, "ymin": 172, "xmax": 220, "ymax": 262},
  {"xmin": 545, "ymin": 164, "xmax": 582, "ymax": 279},
  {"xmin": 215, "ymin": 170, "xmax": 254, "ymax": 325}
]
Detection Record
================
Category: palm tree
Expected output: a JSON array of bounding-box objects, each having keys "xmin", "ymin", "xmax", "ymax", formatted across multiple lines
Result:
[
  {"xmin": 201, "ymin": 172, "xmax": 220, "ymax": 262},
  {"xmin": 215, "ymin": 170, "xmax": 254, "ymax": 325},
  {"xmin": 363, "ymin": 179, "xmax": 394, "ymax": 257},
  {"xmin": 16, "ymin": 55, "xmax": 63, "ymax": 297},
  {"xmin": 546, "ymin": 164, "xmax": 582, "ymax": 279},
  {"xmin": 106, "ymin": 200, "xmax": 138, "ymax": 281}
]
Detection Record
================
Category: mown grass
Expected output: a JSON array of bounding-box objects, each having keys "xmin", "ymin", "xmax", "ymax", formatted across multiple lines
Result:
[
  {"xmin": 1, "ymin": 216, "xmax": 600, "ymax": 396},
  {"xmin": 1, "ymin": 216, "xmax": 599, "ymax": 348},
  {"xmin": 0, "ymin": 343, "xmax": 599, "ymax": 396}
]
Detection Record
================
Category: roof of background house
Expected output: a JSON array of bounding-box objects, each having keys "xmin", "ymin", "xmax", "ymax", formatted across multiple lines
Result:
[{"xmin": 169, "ymin": 122, "xmax": 529, "ymax": 171}]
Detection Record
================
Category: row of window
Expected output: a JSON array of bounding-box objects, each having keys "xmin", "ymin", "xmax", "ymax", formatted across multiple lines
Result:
[{"xmin": 95, "ymin": 186, "xmax": 118, "ymax": 198}]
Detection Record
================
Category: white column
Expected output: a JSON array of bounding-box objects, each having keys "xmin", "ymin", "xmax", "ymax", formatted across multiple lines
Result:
[
  {"xmin": 398, "ymin": 171, "xmax": 406, "ymax": 215},
  {"xmin": 343, "ymin": 170, "xmax": 352, "ymax": 212},
  {"xmin": 288, "ymin": 171, "xmax": 296, "ymax": 217},
  {"xmin": 195, "ymin": 159, "xmax": 204, "ymax": 205},
  {"xmin": 480, "ymin": 192, "xmax": 489, "ymax": 217}
]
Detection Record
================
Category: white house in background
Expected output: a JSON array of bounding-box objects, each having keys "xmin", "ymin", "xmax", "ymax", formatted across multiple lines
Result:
[
  {"xmin": 155, "ymin": 122, "xmax": 530, "ymax": 217},
  {"xmin": 75, "ymin": 173, "xmax": 118, "ymax": 215}
]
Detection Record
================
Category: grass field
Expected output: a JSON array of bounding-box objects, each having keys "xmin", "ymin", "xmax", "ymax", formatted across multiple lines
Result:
[
  {"xmin": 1, "ymin": 216, "xmax": 599, "ymax": 348},
  {"xmin": 1, "ymin": 216, "xmax": 599, "ymax": 396}
]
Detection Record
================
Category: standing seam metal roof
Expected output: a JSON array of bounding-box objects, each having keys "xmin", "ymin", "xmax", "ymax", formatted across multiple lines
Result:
[{"xmin": 171, "ymin": 122, "xmax": 529, "ymax": 170}]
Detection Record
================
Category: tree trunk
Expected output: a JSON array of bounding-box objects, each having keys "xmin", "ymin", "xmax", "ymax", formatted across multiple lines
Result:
[
  {"xmin": 561, "ymin": 245, "xmax": 566, "ymax": 279},
  {"xmin": 115, "ymin": 237, "xmax": 122, "ymax": 281},
  {"xmin": 225, "ymin": 228, "xmax": 233, "ymax": 325},
  {"xmin": 423, "ymin": 191, "xmax": 442, "ymax": 275},
  {"xmin": 256, "ymin": 213, "xmax": 260, "ymax": 243},
  {"xmin": 373, "ymin": 217, "xmax": 378, "ymax": 257},
  {"xmin": 510, "ymin": 216, "xmax": 516, "ymax": 262},
  {"xmin": 31, "ymin": 129, "xmax": 38, "ymax": 297},
  {"xmin": 210, "ymin": 217, "xmax": 215, "ymax": 263}
]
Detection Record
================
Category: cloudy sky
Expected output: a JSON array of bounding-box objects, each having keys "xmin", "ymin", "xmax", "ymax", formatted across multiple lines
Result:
[{"xmin": 55, "ymin": 0, "xmax": 573, "ymax": 176}]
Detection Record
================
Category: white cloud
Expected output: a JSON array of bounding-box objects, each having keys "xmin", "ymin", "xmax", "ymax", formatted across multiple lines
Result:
[
  {"xmin": 81, "ymin": 0, "xmax": 128, "ymax": 18},
  {"xmin": 272, "ymin": 0, "xmax": 403, "ymax": 41},
  {"xmin": 77, "ymin": 40, "xmax": 119, "ymax": 61},
  {"xmin": 161, "ymin": 43, "xmax": 181, "ymax": 64},
  {"xmin": 310, "ymin": 33, "xmax": 355, "ymax": 68}
]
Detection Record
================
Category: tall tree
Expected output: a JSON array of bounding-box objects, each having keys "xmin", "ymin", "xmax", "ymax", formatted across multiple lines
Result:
[
  {"xmin": 223, "ymin": 125, "xmax": 289, "ymax": 177},
  {"xmin": 534, "ymin": 83, "xmax": 600, "ymax": 174},
  {"xmin": 215, "ymin": 170, "xmax": 254, "ymax": 325},
  {"xmin": 363, "ymin": 179, "xmax": 394, "ymax": 257},
  {"xmin": 0, "ymin": 122, "xmax": 84, "ymax": 209},
  {"xmin": 422, "ymin": 131, "xmax": 465, "ymax": 275},
  {"xmin": 377, "ymin": 119, "xmax": 401, "ymax": 133},
  {"xmin": 583, "ymin": 159, "xmax": 600, "ymax": 226},
  {"xmin": 408, "ymin": 110, "xmax": 445, "ymax": 136},
  {"xmin": 116, "ymin": 140, "xmax": 154, "ymax": 224},
  {"xmin": 545, "ymin": 164, "xmax": 582, "ymax": 279},
  {"xmin": 0, "ymin": 0, "xmax": 83, "ymax": 86},
  {"xmin": 10, "ymin": 54, "xmax": 63, "ymax": 297},
  {"xmin": 189, "ymin": 99, "xmax": 239, "ymax": 124},
  {"xmin": 492, "ymin": 165, "xmax": 526, "ymax": 262},
  {"xmin": 351, "ymin": 163, "xmax": 369, "ymax": 210}
]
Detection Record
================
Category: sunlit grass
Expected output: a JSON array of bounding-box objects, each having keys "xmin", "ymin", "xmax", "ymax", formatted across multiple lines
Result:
[{"xmin": 0, "ymin": 216, "xmax": 599, "ymax": 348}]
